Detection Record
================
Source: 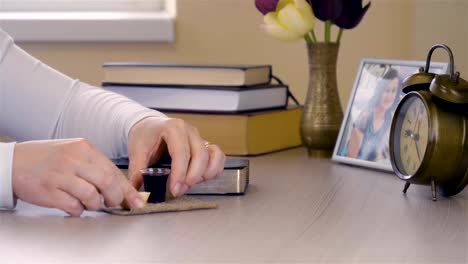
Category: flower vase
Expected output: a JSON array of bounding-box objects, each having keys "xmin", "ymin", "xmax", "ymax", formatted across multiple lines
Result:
[{"xmin": 300, "ymin": 42, "xmax": 343, "ymax": 158}]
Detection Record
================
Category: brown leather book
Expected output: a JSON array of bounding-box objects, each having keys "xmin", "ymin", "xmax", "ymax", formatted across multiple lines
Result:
[{"xmin": 164, "ymin": 106, "xmax": 302, "ymax": 156}]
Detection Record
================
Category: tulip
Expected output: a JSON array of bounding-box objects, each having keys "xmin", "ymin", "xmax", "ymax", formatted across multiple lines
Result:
[
  {"xmin": 254, "ymin": 0, "xmax": 371, "ymax": 43},
  {"xmin": 308, "ymin": 0, "xmax": 343, "ymax": 21},
  {"xmin": 333, "ymin": 0, "xmax": 371, "ymax": 29},
  {"xmin": 308, "ymin": 0, "xmax": 344, "ymax": 43},
  {"xmin": 261, "ymin": 0, "xmax": 315, "ymax": 41},
  {"xmin": 255, "ymin": 0, "xmax": 279, "ymax": 15}
]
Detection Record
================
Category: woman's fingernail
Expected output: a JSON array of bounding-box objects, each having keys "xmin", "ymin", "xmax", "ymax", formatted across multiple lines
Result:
[
  {"xmin": 172, "ymin": 182, "xmax": 182, "ymax": 197},
  {"xmin": 133, "ymin": 198, "xmax": 145, "ymax": 208}
]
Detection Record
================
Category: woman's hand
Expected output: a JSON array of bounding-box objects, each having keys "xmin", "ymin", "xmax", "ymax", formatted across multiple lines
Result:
[
  {"xmin": 127, "ymin": 117, "xmax": 226, "ymax": 197},
  {"xmin": 12, "ymin": 139, "xmax": 145, "ymax": 216}
]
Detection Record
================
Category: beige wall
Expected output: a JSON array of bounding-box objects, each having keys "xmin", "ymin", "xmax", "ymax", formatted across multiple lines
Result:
[
  {"xmin": 412, "ymin": 0, "xmax": 468, "ymax": 78},
  {"xmin": 16, "ymin": 0, "xmax": 468, "ymax": 109}
]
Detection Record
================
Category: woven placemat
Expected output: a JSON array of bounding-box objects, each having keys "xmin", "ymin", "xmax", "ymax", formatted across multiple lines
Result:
[{"xmin": 103, "ymin": 196, "xmax": 217, "ymax": 216}]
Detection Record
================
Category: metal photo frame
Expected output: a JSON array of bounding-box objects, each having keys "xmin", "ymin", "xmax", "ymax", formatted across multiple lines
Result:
[{"xmin": 332, "ymin": 58, "xmax": 449, "ymax": 172}]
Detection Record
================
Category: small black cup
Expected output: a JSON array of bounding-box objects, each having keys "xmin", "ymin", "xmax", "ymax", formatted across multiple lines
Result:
[{"xmin": 141, "ymin": 168, "xmax": 170, "ymax": 203}]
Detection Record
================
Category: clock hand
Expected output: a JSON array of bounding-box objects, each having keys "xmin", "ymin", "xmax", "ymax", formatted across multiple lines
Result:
[
  {"xmin": 412, "ymin": 117, "xmax": 422, "ymax": 162},
  {"xmin": 413, "ymin": 118, "xmax": 422, "ymax": 142},
  {"xmin": 413, "ymin": 111, "xmax": 420, "ymax": 132},
  {"xmin": 414, "ymin": 140, "xmax": 421, "ymax": 162},
  {"xmin": 415, "ymin": 117, "xmax": 421, "ymax": 133},
  {"xmin": 409, "ymin": 111, "xmax": 420, "ymax": 148}
]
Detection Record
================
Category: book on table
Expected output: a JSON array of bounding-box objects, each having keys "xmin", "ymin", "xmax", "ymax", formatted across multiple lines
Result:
[
  {"xmin": 102, "ymin": 63, "xmax": 272, "ymax": 87},
  {"xmin": 163, "ymin": 106, "xmax": 302, "ymax": 156},
  {"xmin": 101, "ymin": 61, "xmax": 302, "ymax": 155},
  {"xmin": 103, "ymin": 83, "xmax": 289, "ymax": 113},
  {"xmin": 113, "ymin": 158, "xmax": 249, "ymax": 195}
]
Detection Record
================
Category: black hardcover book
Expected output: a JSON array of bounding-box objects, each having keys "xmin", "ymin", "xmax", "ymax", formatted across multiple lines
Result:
[
  {"xmin": 113, "ymin": 157, "xmax": 249, "ymax": 195},
  {"xmin": 102, "ymin": 63, "xmax": 272, "ymax": 87},
  {"xmin": 102, "ymin": 83, "xmax": 288, "ymax": 113}
]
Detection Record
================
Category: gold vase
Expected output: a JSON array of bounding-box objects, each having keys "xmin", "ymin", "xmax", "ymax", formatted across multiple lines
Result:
[{"xmin": 300, "ymin": 42, "xmax": 343, "ymax": 158}]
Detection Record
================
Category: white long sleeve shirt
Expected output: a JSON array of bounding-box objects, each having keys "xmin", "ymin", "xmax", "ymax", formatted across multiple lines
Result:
[{"xmin": 0, "ymin": 29, "xmax": 164, "ymax": 209}]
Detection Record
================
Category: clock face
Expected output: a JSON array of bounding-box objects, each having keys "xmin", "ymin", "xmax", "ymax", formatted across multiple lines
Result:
[{"xmin": 392, "ymin": 95, "xmax": 429, "ymax": 176}]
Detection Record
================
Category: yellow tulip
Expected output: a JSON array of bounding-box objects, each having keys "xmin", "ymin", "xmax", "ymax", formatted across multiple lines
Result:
[{"xmin": 262, "ymin": 0, "xmax": 315, "ymax": 41}]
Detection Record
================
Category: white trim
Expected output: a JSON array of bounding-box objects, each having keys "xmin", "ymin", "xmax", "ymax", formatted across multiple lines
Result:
[
  {"xmin": 0, "ymin": 142, "xmax": 17, "ymax": 210},
  {"xmin": 0, "ymin": 0, "xmax": 176, "ymax": 42},
  {"xmin": 0, "ymin": 0, "xmax": 164, "ymax": 12}
]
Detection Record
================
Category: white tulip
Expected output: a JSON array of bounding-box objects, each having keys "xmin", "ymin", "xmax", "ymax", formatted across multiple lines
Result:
[{"xmin": 262, "ymin": 0, "xmax": 315, "ymax": 41}]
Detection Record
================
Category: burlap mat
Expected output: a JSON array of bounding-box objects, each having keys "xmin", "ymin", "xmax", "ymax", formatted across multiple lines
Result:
[{"xmin": 103, "ymin": 196, "xmax": 217, "ymax": 216}]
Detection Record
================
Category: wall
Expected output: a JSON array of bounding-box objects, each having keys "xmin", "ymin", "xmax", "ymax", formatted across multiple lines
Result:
[
  {"xmin": 16, "ymin": 0, "xmax": 467, "ymax": 109},
  {"xmin": 412, "ymin": 0, "xmax": 468, "ymax": 78}
]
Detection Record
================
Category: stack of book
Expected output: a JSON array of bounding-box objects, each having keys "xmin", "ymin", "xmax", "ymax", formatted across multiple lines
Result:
[{"xmin": 102, "ymin": 63, "xmax": 302, "ymax": 155}]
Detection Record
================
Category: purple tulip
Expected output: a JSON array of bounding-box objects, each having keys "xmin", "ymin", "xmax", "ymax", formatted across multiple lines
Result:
[
  {"xmin": 308, "ymin": 0, "xmax": 343, "ymax": 21},
  {"xmin": 255, "ymin": 0, "xmax": 279, "ymax": 15},
  {"xmin": 333, "ymin": 0, "xmax": 371, "ymax": 29}
]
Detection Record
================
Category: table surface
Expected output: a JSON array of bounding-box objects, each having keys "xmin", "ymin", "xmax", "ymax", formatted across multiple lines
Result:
[{"xmin": 2, "ymin": 148, "xmax": 468, "ymax": 263}]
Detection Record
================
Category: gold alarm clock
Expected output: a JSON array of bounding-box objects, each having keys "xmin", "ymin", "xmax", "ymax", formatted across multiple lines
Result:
[{"xmin": 389, "ymin": 44, "xmax": 468, "ymax": 201}]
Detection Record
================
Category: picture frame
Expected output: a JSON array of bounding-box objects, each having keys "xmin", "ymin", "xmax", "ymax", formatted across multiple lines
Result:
[{"xmin": 332, "ymin": 58, "xmax": 449, "ymax": 172}]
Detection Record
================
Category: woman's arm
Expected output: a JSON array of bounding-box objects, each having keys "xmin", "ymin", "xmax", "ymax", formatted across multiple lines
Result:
[
  {"xmin": 0, "ymin": 29, "xmax": 161, "ymax": 209},
  {"xmin": 53, "ymin": 82, "xmax": 164, "ymax": 158},
  {"xmin": 0, "ymin": 28, "xmax": 225, "ymax": 214},
  {"xmin": 346, "ymin": 111, "xmax": 369, "ymax": 158},
  {"xmin": 346, "ymin": 127, "xmax": 364, "ymax": 158},
  {"xmin": 0, "ymin": 28, "xmax": 163, "ymax": 157}
]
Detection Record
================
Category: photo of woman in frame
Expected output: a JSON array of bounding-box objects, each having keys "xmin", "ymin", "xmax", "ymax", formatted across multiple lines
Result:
[
  {"xmin": 333, "ymin": 59, "xmax": 448, "ymax": 171},
  {"xmin": 341, "ymin": 68, "xmax": 401, "ymax": 162}
]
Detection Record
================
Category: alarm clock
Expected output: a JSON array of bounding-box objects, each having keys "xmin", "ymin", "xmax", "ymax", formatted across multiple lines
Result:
[{"xmin": 389, "ymin": 44, "xmax": 468, "ymax": 201}]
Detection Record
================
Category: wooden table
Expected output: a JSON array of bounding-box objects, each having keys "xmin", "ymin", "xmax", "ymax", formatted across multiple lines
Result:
[{"xmin": 2, "ymin": 148, "xmax": 467, "ymax": 263}]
